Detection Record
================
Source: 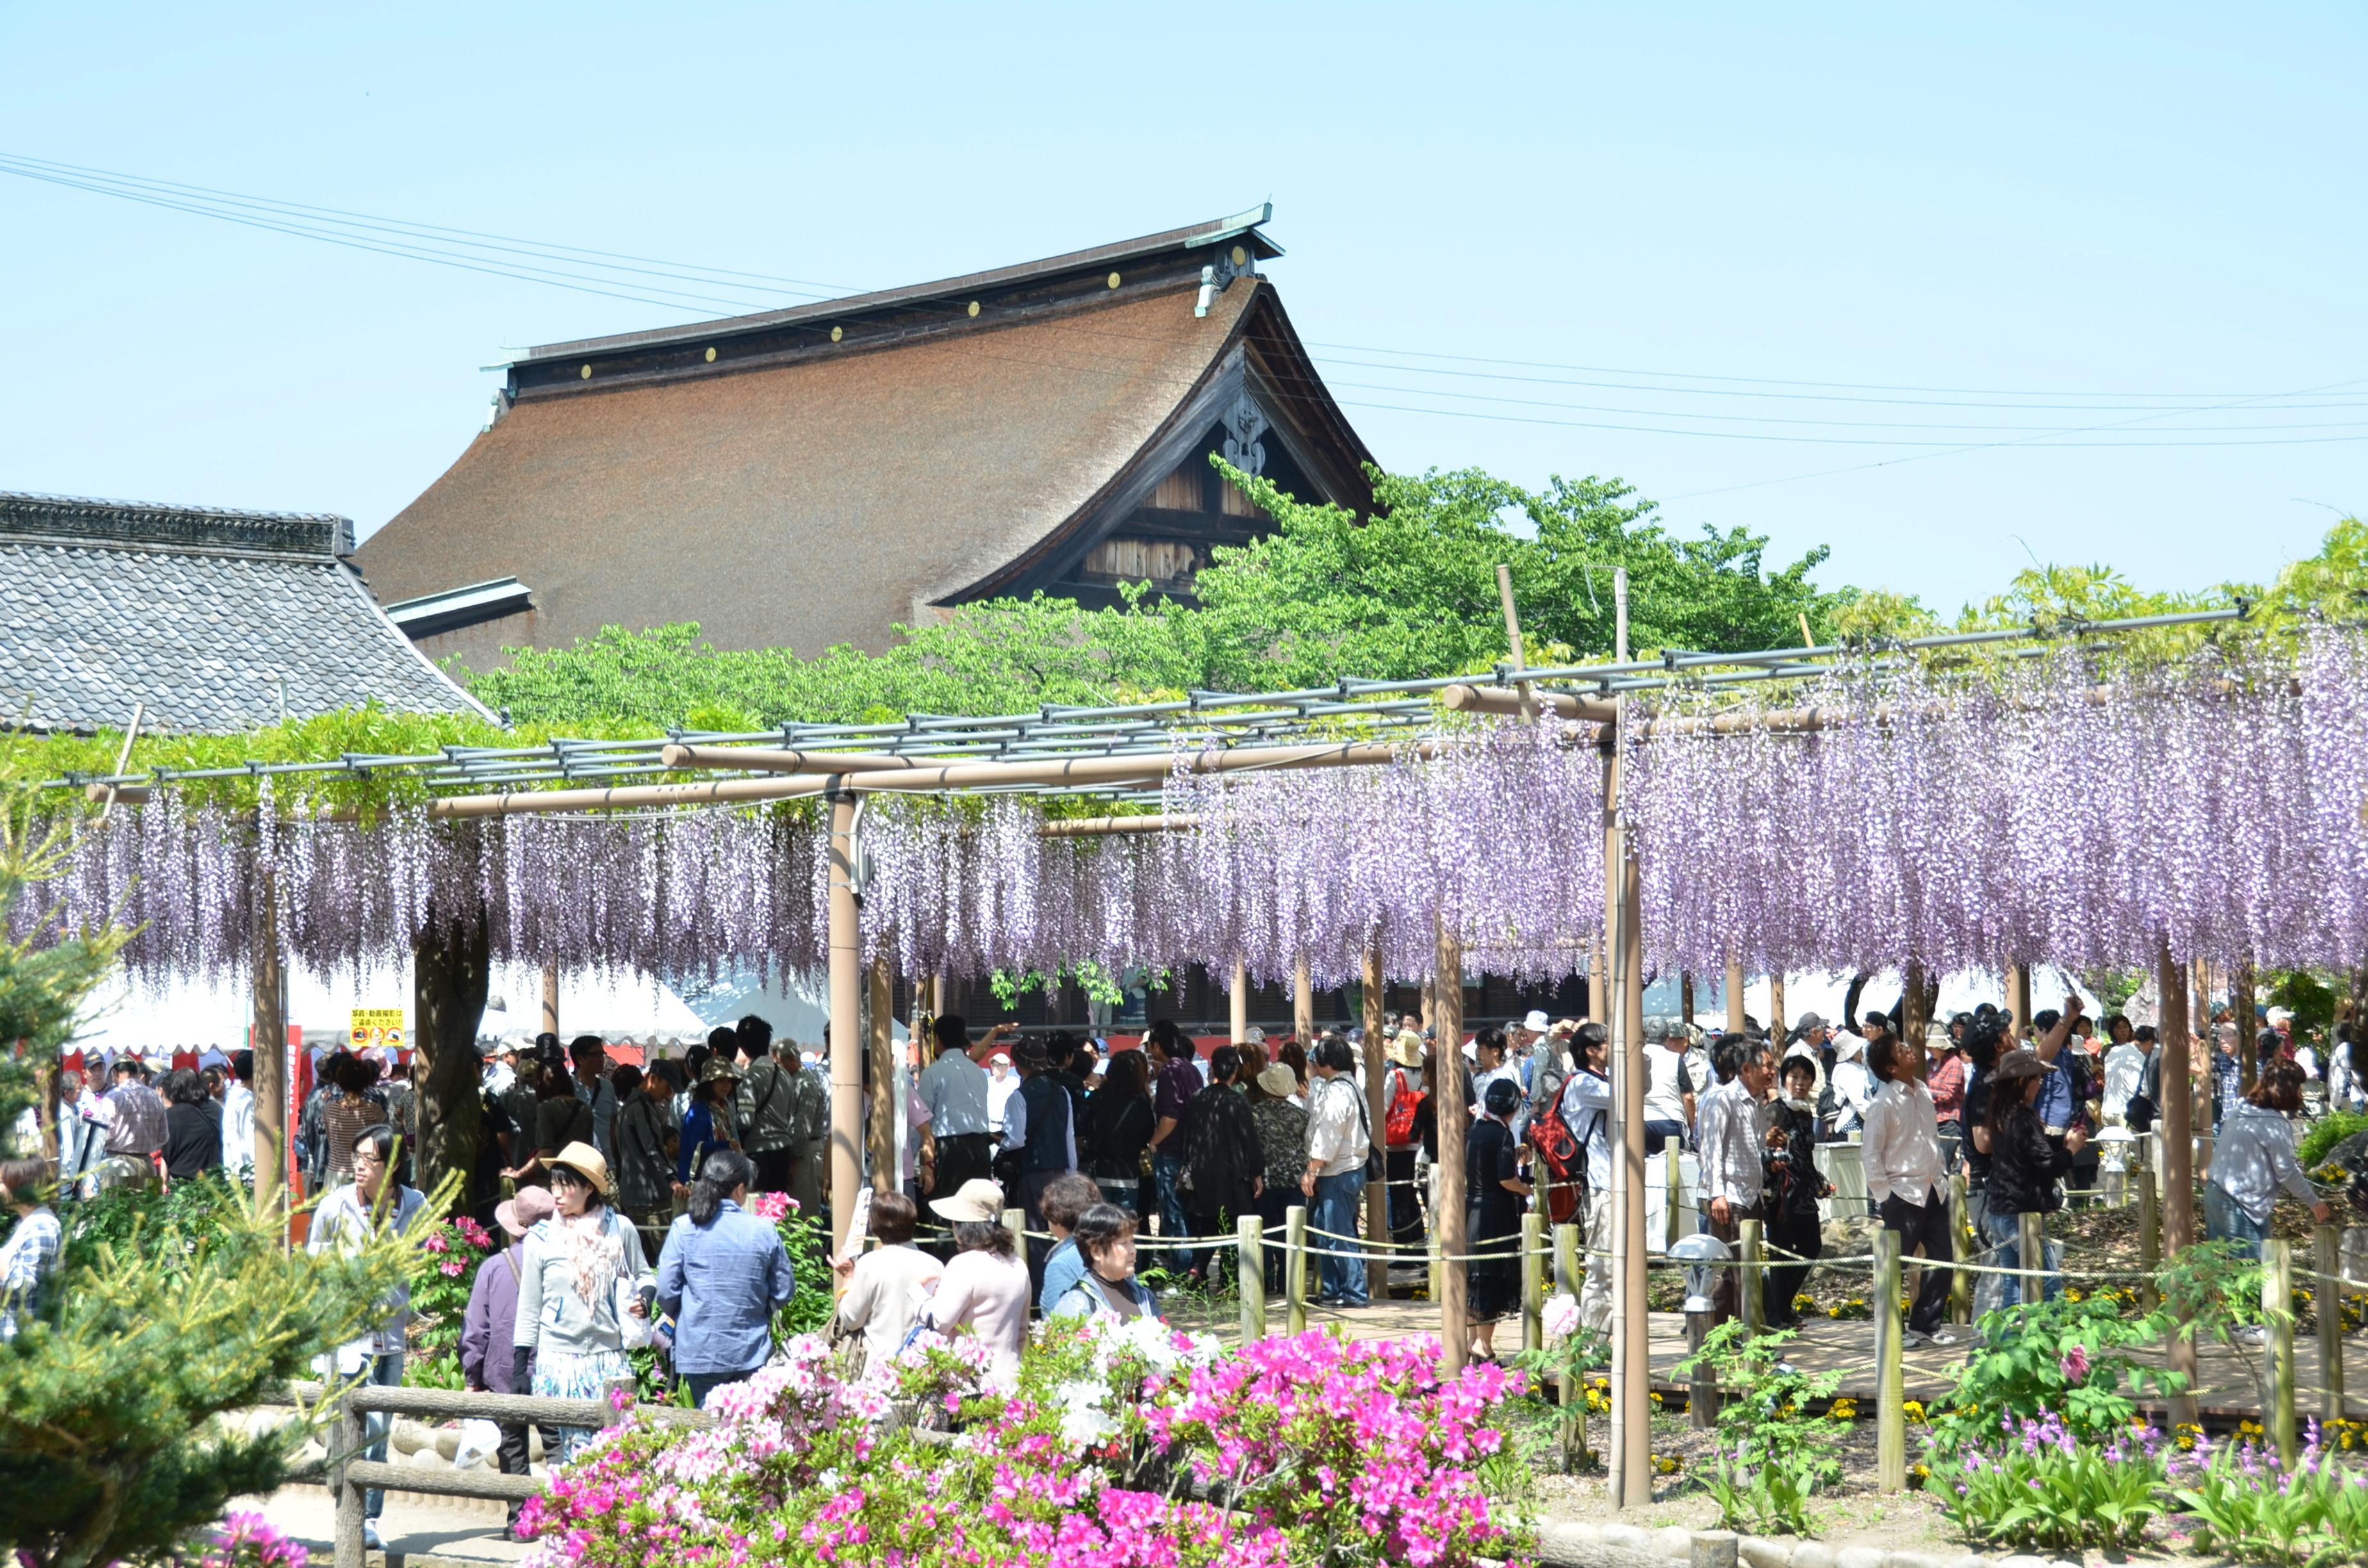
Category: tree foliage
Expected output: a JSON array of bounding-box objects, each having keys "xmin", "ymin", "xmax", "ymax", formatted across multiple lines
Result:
[{"xmin": 0, "ymin": 746, "xmax": 435, "ymax": 1568}]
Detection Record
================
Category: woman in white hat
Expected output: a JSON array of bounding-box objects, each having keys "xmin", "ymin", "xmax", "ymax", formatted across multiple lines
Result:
[
  {"xmin": 921, "ymin": 1178, "xmax": 1030, "ymax": 1384},
  {"xmin": 513, "ymin": 1141, "xmax": 654, "ymax": 1463}
]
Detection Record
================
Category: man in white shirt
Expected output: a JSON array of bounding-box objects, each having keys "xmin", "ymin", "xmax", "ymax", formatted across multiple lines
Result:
[
  {"xmin": 919, "ymin": 1015, "xmax": 1014, "ymax": 1195},
  {"xmin": 1861, "ymin": 1033, "xmax": 1960, "ymax": 1346},
  {"xmin": 1299, "ymin": 1035, "xmax": 1372, "ymax": 1308},
  {"xmin": 1555, "ymin": 1024, "xmax": 1615, "ymax": 1334},
  {"xmin": 2100, "ymin": 1015, "xmax": 2147, "ymax": 1125},
  {"xmin": 221, "ymin": 1049, "xmax": 257, "ymax": 1180},
  {"xmin": 1643, "ymin": 1020, "xmax": 1693, "ymax": 1154},
  {"xmin": 1695, "ymin": 1035, "xmax": 1772, "ymax": 1327}
]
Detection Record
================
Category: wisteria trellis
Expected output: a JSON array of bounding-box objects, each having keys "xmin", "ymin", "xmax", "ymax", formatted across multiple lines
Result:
[{"xmin": 21, "ymin": 632, "xmax": 2368, "ymax": 987}]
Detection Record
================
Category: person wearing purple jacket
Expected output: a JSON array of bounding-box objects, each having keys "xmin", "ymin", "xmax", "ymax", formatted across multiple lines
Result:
[{"xmin": 461, "ymin": 1186, "xmax": 555, "ymax": 1539}]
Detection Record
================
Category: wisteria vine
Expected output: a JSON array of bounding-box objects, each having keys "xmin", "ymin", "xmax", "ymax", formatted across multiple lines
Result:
[{"xmin": 17, "ymin": 631, "xmax": 2367, "ymax": 986}]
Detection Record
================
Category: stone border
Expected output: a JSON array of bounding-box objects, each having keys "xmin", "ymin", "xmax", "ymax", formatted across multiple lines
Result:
[{"xmin": 1534, "ymin": 1520, "xmax": 2081, "ymax": 1568}]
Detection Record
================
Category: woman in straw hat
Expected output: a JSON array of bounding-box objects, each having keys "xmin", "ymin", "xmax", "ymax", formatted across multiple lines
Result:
[{"xmin": 513, "ymin": 1142, "xmax": 654, "ymax": 1463}]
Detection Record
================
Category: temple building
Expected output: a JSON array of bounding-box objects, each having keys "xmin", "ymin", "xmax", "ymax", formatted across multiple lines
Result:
[{"xmin": 357, "ymin": 205, "xmax": 1379, "ymax": 668}]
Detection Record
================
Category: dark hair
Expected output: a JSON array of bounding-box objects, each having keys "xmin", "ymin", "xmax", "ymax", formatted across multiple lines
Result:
[
  {"xmin": 1070, "ymin": 1202, "xmax": 1137, "ymax": 1273},
  {"xmin": 951, "ymin": 1219, "xmax": 1015, "ymax": 1257},
  {"xmin": 1780, "ymin": 1054, "xmax": 1817, "ymax": 1088},
  {"xmin": 165, "ymin": 1068, "xmax": 209, "ymax": 1106},
  {"xmin": 933, "ymin": 1014, "xmax": 971, "ymax": 1054},
  {"xmin": 684, "ymin": 1043, "xmax": 713, "ymax": 1086},
  {"xmin": 2136, "ymin": 1025, "xmax": 2159, "ymax": 1043},
  {"xmin": 353, "ymin": 1123, "xmax": 397, "ymax": 1168},
  {"xmin": 1040, "ymin": 1172, "xmax": 1101, "ymax": 1234},
  {"xmin": 1483, "ymin": 1077, "xmax": 1522, "ymax": 1117},
  {"xmin": 1, "ymin": 1157, "xmax": 49, "ymax": 1205},
  {"xmin": 1711, "ymin": 1033, "xmax": 1755, "ymax": 1082},
  {"xmin": 689, "ymin": 1148, "xmax": 755, "ymax": 1225},
  {"xmin": 704, "ymin": 1026, "xmax": 737, "ymax": 1056},
  {"xmin": 2247, "ymin": 1059, "xmax": 2306, "ymax": 1113},
  {"xmin": 645, "ymin": 1059, "xmax": 682, "ymax": 1094},
  {"xmin": 736, "ymin": 1015, "xmax": 774, "ymax": 1059},
  {"xmin": 547, "ymin": 1159, "xmax": 607, "ymax": 1209},
  {"xmin": 568, "ymin": 1034, "xmax": 606, "ymax": 1063},
  {"xmin": 1314, "ymin": 1034, "xmax": 1355, "ymax": 1074},
  {"xmin": 1575, "ymin": 1022, "xmax": 1609, "ymax": 1066},
  {"xmin": 535, "ymin": 1060, "xmax": 577, "ymax": 1101},
  {"xmin": 110, "ymin": 1057, "xmax": 138, "ymax": 1079},
  {"xmin": 1963, "ymin": 1015, "xmax": 2011, "ymax": 1070},
  {"xmin": 201, "ymin": 1066, "xmax": 224, "ymax": 1098},
  {"xmin": 534, "ymin": 1033, "xmax": 565, "ymax": 1069},
  {"xmin": 231, "ymin": 1049, "xmax": 254, "ymax": 1084},
  {"xmin": 1985, "ymin": 1064, "xmax": 2041, "ymax": 1145},
  {"xmin": 1209, "ymin": 1045, "xmax": 1242, "ymax": 1083},
  {"xmin": 1277, "ymin": 1040, "xmax": 1308, "ymax": 1086},
  {"xmin": 1868, "ymin": 1035, "xmax": 1908, "ymax": 1084},
  {"xmin": 1099, "ymin": 1049, "xmax": 1149, "ymax": 1102},
  {"xmin": 611, "ymin": 1065, "xmax": 643, "ymax": 1098},
  {"xmin": 2032, "ymin": 1009, "xmax": 2062, "ymax": 1034},
  {"xmin": 1144, "ymin": 1019, "xmax": 1185, "ymax": 1061},
  {"xmin": 1044, "ymin": 1031, "xmax": 1078, "ymax": 1070},
  {"xmin": 870, "ymin": 1191, "xmax": 918, "ymax": 1246},
  {"xmin": 1474, "ymin": 1026, "xmax": 1508, "ymax": 1062}
]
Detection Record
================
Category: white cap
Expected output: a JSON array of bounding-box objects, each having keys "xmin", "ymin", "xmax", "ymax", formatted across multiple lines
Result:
[{"xmin": 1522, "ymin": 1009, "xmax": 1550, "ymax": 1033}]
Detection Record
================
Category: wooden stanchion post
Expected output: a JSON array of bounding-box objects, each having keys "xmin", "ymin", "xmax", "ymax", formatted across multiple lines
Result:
[
  {"xmin": 1238, "ymin": 1215, "xmax": 1267, "ymax": 1344},
  {"xmin": 867, "ymin": 956, "xmax": 894, "ymax": 1193},
  {"xmin": 1686, "ymin": 1307, "xmax": 1714, "ymax": 1430},
  {"xmin": 2018, "ymin": 1211, "xmax": 2045, "ymax": 1307},
  {"xmin": 1553, "ymin": 1221, "xmax": 1586, "ymax": 1470},
  {"xmin": 2317, "ymin": 1223, "xmax": 2346, "ymax": 1423},
  {"xmin": 1739, "ymin": 1217, "xmax": 1765, "ymax": 1333},
  {"xmin": 1285, "ymin": 1204, "xmax": 1310, "ymax": 1335},
  {"xmin": 1554, "ymin": 1220, "xmax": 1581, "ymax": 1308},
  {"xmin": 1361, "ymin": 941, "xmax": 1389, "ymax": 1305},
  {"xmin": 2158, "ymin": 942, "xmax": 2198, "ymax": 1426},
  {"xmin": 1003, "ymin": 1207, "xmax": 1027, "ymax": 1261},
  {"xmin": 2138, "ymin": 1164, "xmax": 2161, "ymax": 1311},
  {"xmin": 1436, "ymin": 913, "xmax": 1470, "ymax": 1373},
  {"xmin": 334, "ymin": 1389, "xmax": 365, "ymax": 1568},
  {"xmin": 1947, "ymin": 1174, "xmax": 1972, "ymax": 1325},
  {"xmin": 1875, "ymin": 1227, "xmax": 1907, "ymax": 1492},
  {"xmin": 1428, "ymin": 1217, "xmax": 1445, "ymax": 1311},
  {"xmin": 2266, "ymin": 1237, "xmax": 2297, "ymax": 1468},
  {"xmin": 1522, "ymin": 1209, "xmax": 1546, "ymax": 1354}
]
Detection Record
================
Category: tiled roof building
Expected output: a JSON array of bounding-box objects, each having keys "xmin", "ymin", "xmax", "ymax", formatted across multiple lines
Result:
[
  {"xmin": 0, "ymin": 490, "xmax": 489, "ymax": 734},
  {"xmin": 356, "ymin": 206, "xmax": 1378, "ymax": 667}
]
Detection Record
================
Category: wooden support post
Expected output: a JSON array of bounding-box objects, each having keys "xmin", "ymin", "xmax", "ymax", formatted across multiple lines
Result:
[
  {"xmin": 1522, "ymin": 1209, "xmax": 1547, "ymax": 1354},
  {"xmin": 1238, "ymin": 1214, "xmax": 1267, "ymax": 1343},
  {"xmin": 1003, "ymin": 1206, "xmax": 1027, "ymax": 1261},
  {"xmin": 1428, "ymin": 1214, "xmax": 1445, "ymax": 1310},
  {"xmin": 413, "ymin": 911, "xmax": 491, "ymax": 1216},
  {"xmin": 2266, "ymin": 1237, "xmax": 2298, "ymax": 1467},
  {"xmin": 1948, "ymin": 1174, "xmax": 1972, "ymax": 1325},
  {"xmin": 2317, "ymin": 1224, "xmax": 2346, "ymax": 1423},
  {"xmin": 1285, "ymin": 1204, "xmax": 1309, "ymax": 1335},
  {"xmin": 1666, "ymin": 1143, "xmax": 1686, "ymax": 1250},
  {"xmin": 1554, "ymin": 1220, "xmax": 1585, "ymax": 1469},
  {"xmin": 1679, "ymin": 972, "xmax": 1695, "ymax": 1028},
  {"xmin": 1724, "ymin": 955, "xmax": 1746, "ymax": 1034},
  {"xmin": 2233, "ymin": 961, "xmax": 2258, "ymax": 1091},
  {"xmin": 867, "ymin": 956, "xmax": 894, "ymax": 1192},
  {"xmin": 826, "ymin": 786, "xmax": 864, "ymax": 1256},
  {"xmin": 1686, "ymin": 1308, "xmax": 1715, "ymax": 1430},
  {"xmin": 2139, "ymin": 1164, "xmax": 2162, "ymax": 1312},
  {"xmin": 2158, "ymin": 942, "xmax": 2198, "ymax": 1425},
  {"xmin": 1875, "ymin": 1227, "xmax": 1907, "ymax": 1492},
  {"xmin": 1436, "ymin": 913, "xmax": 1470, "ymax": 1373},
  {"xmin": 251, "ymin": 868, "xmax": 288, "ymax": 1223},
  {"xmin": 1901, "ymin": 960, "xmax": 1933, "ymax": 1051},
  {"xmin": 1361, "ymin": 942, "xmax": 1389, "ymax": 1303},
  {"xmin": 1230, "ymin": 958, "xmax": 1249, "ymax": 1045},
  {"xmin": 2007, "ymin": 963, "xmax": 2032, "ymax": 1041},
  {"xmin": 1604, "ymin": 666, "xmax": 1651, "ymax": 1510},
  {"xmin": 1739, "ymin": 1217, "xmax": 1765, "ymax": 1334},
  {"xmin": 1292, "ymin": 955, "xmax": 1314, "ymax": 1047},
  {"xmin": 2018, "ymin": 1211, "xmax": 2045, "ymax": 1306},
  {"xmin": 540, "ymin": 959, "xmax": 559, "ymax": 1039},
  {"xmin": 1769, "ymin": 974, "xmax": 1787, "ymax": 1040},
  {"xmin": 334, "ymin": 1387, "xmax": 365, "ymax": 1568}
]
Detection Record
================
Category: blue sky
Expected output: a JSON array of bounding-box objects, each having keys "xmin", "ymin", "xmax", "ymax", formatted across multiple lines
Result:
[{"xmin": 1, "ymin": 3, "xmax": 2360, "ymax": 619}]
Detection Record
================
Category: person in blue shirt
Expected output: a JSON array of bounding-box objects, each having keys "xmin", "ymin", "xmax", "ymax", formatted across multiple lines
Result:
[
  {"xmin": 674, "ymin": 1058, "xmax": 739, "ymax": 1199},
  {"xmin": 656, "ymin": 1148, "xmax": 796, "ymax": 1407},
  {"xmin": 1034, "ymin": 1173, "xmax": 1103, "ymax": 1316},
  {"xmin": 1049, "ymin": 1203, "xmax": 1162, "ymax": 1321}
]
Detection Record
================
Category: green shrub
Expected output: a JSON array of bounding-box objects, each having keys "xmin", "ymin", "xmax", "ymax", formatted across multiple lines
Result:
[
  {"xmin": 1928, "ymin": 1292, "xmax": 2185, "ymax": 1454},
  {"xmin": 2298, "ymin": 1109, "xmax": 2367, "ymax": 1172},
  {"xmin": 1675, "ymin": 1323, "xmax": 1846, "ymax": 1535},
  {"xmin": 1930, "ymin": 1410, "xmax": 2162, "ymax": 1554}
]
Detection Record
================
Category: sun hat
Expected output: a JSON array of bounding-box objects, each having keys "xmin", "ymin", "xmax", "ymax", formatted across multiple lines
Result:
[
  {"xmin": 930, "ymin": 1177, "xmax": 1007, "ymax": 1224},
  {"xmin": 548, "ymin": 1141, "xmax": 613, "ymax": 1194},
  {"xmin": 1388, "ymin": 1030, "xmax": 1425, "ymax": 1067},
  {"xmin": 1013, "ymin": 1038, "xmax": 1051, "ymax": 1074},
  {"xmin": 1255, "ymin": 1063, "xmax": 1299, "ymax": 1098},
  {"xmin": 702, "ymin": 1057, "xmax": 741, "ymax": 1084},
  {"xmin": 1242, "ymin": 1025, "xmax": 1266, "ymax": 1046},
  {"xmin": 495, "ymin": 1185, "xmax": 555, "ymax": 1238},
  {"xmin": 1992, "ymin": 1048, "xmax": 2048, "ymax": 1085},
  {"xmin": 1522, "ymin": 1009, "xmax": 1551, "ymax": 1034},
  {"xmin": 1925, "ymin": 1022, "xmax": 1953, "ymax": 1047}
]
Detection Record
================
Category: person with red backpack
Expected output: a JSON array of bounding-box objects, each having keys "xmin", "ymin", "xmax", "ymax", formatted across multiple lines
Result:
[
  {"xmin": 1381, "ymin": 1031, "xmax": 1426, "ymax": 1253},
  {"xmin": 1549, "ymin": 1023, "xmax": 1613, "ymax": 1334}
]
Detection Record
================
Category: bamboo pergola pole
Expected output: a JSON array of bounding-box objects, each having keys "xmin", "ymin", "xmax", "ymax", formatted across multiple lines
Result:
[
  {"xmin": 1037, "ymin": 814, "xmax": 1201, "ymax": 837},
  {"xmin": 659, "ymin": 744, "xmax": 940, "ymax": 774},
  {"xmin": 431, "ymin": 773, "xmax": 830, "ymax": 819},
  {"xmin": 1438, "ymin": 685, "xmax": 1618, "ymax": 723},
  {"xmin": 1724, "ymin": 955, "xmax": 1746, "ymax": 1034},
  {"xmin": 1361, "ymin": 940, "xmax": 1389, "ymax": 1304},
  {"xmin": 1229, "ymin": 959, "xmax": 1249, "ymax": 1045},
  {"xmin": 1292, "ymin": 956, "xmax": 1315, "ymax": 1045},
  {"xmin": 826, "ymin": 787, "xmax": 863, "ymax": 1257},
  {"xmin": 1606, "ymin": 567, "xmax": 1651, "ymax": 1510},
  {"xmin": 867, "ymin": 956, "xmax": 894, "ymax": 1193},
  {"xmin": 2158, "ymin": 940, "xmax": 2199, "ymax": 1426},
  {"xmin": 1435, "ymin": 913, "xmax": 1469, "ymax": 1373},
  {"xmin": 539, "ymin": 961, "xmax": 559, "ymax": 1040},
  {"xmin": 2007, "ymin": 964, "xmax": 2033, "ymax": 1041},
  {"xmin": 251, "ymin": 867, "xmax": 288, "ymax": 1225}
]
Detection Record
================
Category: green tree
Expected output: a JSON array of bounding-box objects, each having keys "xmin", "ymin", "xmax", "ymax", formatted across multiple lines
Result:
[{"xmin": 0, "ymin": 744, "xmax": 431, "ymax": 1568}]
